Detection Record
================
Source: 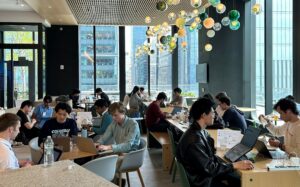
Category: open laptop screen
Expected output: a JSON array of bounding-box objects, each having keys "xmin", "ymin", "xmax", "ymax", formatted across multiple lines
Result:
[{"xmin": 240, "ymin": 126, "xmax": 261, "ymax": 147}]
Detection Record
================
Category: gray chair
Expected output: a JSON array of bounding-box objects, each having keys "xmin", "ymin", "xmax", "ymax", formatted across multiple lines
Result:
[
  {"xmin": 177, "ymin": 158, "xmax": 190, "ymax": 187},
  {"xmin": 28, "ymin": 137, "xmax": 42, "ymax": 164},
  {"xmin": 118, "ymin": 139, "xmax": 146, "ymax": 187},
  {"xmin": 167, "ymin": 128, "xmax": 177, "ymax": 183},
  {"xmin": 83, "ymin": 155, "xmax": 118, "ymax": 181}
]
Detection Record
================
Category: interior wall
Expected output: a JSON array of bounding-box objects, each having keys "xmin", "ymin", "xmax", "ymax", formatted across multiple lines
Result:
[
  {"xmin": 199, "ymin": 0, "xmax": 246, "ymax": 106},
  {"xmin": 46, "ymin": 25, "xmax": 79, "ymax": 96}
]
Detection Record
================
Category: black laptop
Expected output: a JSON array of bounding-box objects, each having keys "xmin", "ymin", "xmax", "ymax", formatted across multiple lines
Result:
[
  {"xmin": 224, "ymin": 126, "xmax": 261, "ymax": 162},
  {"xmin": 255, "ymin": 139, "xmax": 287, "ymax": 159},
  {"xmin": 38, "ymin": 147, "xmax": 63, "ymax": 164}
]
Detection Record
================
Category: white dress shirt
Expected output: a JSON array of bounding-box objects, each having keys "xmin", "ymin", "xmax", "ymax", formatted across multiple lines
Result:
[{"xmin": 0, "ymin": 138, "xmax": 19, "ymax": 170}]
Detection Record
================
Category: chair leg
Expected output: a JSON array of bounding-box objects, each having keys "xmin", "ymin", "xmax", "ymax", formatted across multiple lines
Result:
[
  {"xmin": 169, "ymin": 157, "xmax": 175, "ymax": 175},
  {"xmin": 126, "ymin": 172, "xmax": 130, "ymax": 187},
  {"xmin": 119, "ymin": 172, "xmax": 122, "ymax": 187},
  {"xmin": 172, "ymin": 161, "xmax": 177, "ymax": 183},
  {"xmin": 137, "ymin": 168, "xmax": 145, "ymax": 187}
]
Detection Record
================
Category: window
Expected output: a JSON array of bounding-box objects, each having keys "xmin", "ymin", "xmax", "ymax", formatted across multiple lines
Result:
[{"xmin": 178, "ymin": 26, "xmax": 199, "ymax": 97}]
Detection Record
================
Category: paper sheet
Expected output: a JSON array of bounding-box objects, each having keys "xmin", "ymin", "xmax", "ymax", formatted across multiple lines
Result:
[{"xmin": 217, "ymin": 129, "xmax": 243, "ymax": 148}]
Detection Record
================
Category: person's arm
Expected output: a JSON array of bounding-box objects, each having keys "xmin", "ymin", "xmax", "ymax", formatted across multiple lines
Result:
[
  {"xmin": 24, "ymin": 119, "xmax": 37, "ymax": 129},
  {"xmin": 97, "ymin": 122, "xmax": 114, "ymax": 145},
  {"xmin": 31, "ymin": 107, "xmax": 39, "ymax": 120},
  {"xmin": 69, "ymin": 119, "xmax": 78, "ymax": 136},
  {"xmin": 93, "ymin": 114, "xmax": 112, "ymax": 135},
  {"xmin": 265, "ymin": 121, "xmax": 287, "ymax": 137}
]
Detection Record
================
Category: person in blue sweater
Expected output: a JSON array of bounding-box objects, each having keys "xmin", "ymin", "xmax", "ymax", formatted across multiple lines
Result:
[{"xmin": 89, "ymin": 99, "xmax": 112, "ymax": 141}]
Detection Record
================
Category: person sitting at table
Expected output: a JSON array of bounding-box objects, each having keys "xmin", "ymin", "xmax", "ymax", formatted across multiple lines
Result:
[
  {"xmin": 32, "ymin": 95, "xmax": 53, "ymax": 129},
  {"xmin": 260, "ymin": 98, "xmax": 300, "ymax": 156},
  {"xmin": 15, "ymin": 100, "xmax": 39, "ymax": 145},
  {"xmin": 169, "ymin": 87, "xmax": 184, "ymax": 107},
  {"xmin": 176, "ymin": 98, "xmax": 254, "ymax": 187},
  {"xmin": 146, "ymin": 92, "xmax": 170, "ymax": 132},
  {"xmin": 218, "ymin": 96, "xmax": 247, "ymax": 133},
  {"xmin": 89, "ymin": 99, "xmax": 113, "ymax": 141},
  {"xmin": 95, "ymin": 87, "xmax": 110, "ymax": 105},
  {"xmin": 0, "ymin": 113, "xmax": 32, "ymax": 170},
  {"xmin": 203, "ymin": 93, "xmax": 225, "ymax": 129},
  {"xmin": 69, "ymin": 89, "xmax": 84, "ymax": 109},
  {"xmin": 215, "ymin": 92, "xmax": 228, "ymax": 117},
  {"xmin": 95, "ymin": 102, "xmax": 140, "ymax": 153},
  {"xmin": 38, "ymin": 102, "xmax": 78, "ymax": 146},
  {"xmin": 139, "ymin": 87, "xmax": 148, "ymax": 101},
  {"xmin": 128, "ymin": 86, "xmax": 143, "ymax": 118}
]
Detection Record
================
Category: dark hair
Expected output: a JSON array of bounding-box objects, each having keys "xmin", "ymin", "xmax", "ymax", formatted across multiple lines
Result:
[
  {"xmin": 190, "ymin": 98, "xmax": 214, "ymax": 121},
  {"xmin": 157, "ymin": 92, "xmax": 167, "ymax": 101},
  {"xmin": 130, "ymin": 86, "xmax": 140, "ymax": 96},
  {"xmin": 95, "ymin": 88, "xmax": 102, "ymax": 93},
  {"xmin": 20, "ymin": 100, "xmax": 33, "ymax": 109},
  {"xmin": 203, "ymin": 93, "xmax": 214, "ymax": 103},
  {"xmin": 71, "ymin": 89, "xmax": 81, "ymax": 95},
  {"xmin": 219, "ymin": 96, "xmax": 231, "ymax": 106},
  {"xmin": 215, "ymin": 92, "xmax": 227, "ymax": 100},
  {"xmin": 173, "ymin": 87, "xmax": 182, "ymax": 94},
  {"xmin": 273, "ymin": 98, "xmax": 299, "ymax": 115},
  {"xmin": 108, "ymin": 102, "xmax": 126, "ymax": 114},
  {"xmin": 140, "ymin": 87, "xmax": 145, "ymax": 92},
  {"xmin": 94, "ymin": 99, "xmax": 109, "ymax": 108},
  {"xmin": 285, "ymin": 95, "xmax": 295, "ymax": 101},
  {"xmin": 43, "ymin": 95, "xmax": 52, "ymax": 103},
  {"xmin": 0, "ymin": 113, "xmax": 20, "ymax": 132},
  {"xmin": 55, "ymin": 102, "xmax": 72, "ymax": 114}
]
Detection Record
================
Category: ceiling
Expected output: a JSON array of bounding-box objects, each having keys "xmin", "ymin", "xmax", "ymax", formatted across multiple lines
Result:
[{"xmin": 0, "ymin": 0, "xmax": 33, "ymax": 11}]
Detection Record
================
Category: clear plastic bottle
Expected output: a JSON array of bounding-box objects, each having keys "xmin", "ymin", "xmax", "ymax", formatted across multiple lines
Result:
[{"xmin": 44, "ymin": 136, "xmax": 54, "ymax": 167}]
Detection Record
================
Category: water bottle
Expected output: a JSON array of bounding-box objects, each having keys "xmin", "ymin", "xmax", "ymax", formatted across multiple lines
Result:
[
  {"xmin": 44, "ymin": 136, "xmax": 54, "ymax": 167},
  {"xmin": 81, "ymin": 128, "xmax": 87, "ymax": 138}
]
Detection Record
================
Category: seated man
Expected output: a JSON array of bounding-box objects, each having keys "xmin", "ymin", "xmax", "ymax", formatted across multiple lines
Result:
[
  {"xmin": 219, "ymin": 96, "xmax": 247, "ymax": 133},
  {"xmin": 215, "ymin": 92, "xmax": 228, "ymax": 117},
  {"xmin": 0, "ymin": 113, "xmax": 32, "ymax": 170},
  {"xmin": 146, "ymin": 92, "xmax": 170, "ymax": 132},
  {"xmin": 15, "ymin": 100, "xmax": 39, "ymax": 145},
  {"xmin": 176, "ymin": 98, "xmax": 253, "ymax": 187},
  {"xmin": 69, "ymin": 89, "xmax": 84, "ymax": 109},
  {"xmin": 32, "ymin": 95, "xmax": 53, "ymax": 129},
  {"xmin": 89, "ymin": 99, "xmax": 113, "ymax": 140},
  {"xmin": 260, "ymin": 98, "xmax": 300, "ymax": 156},
  {"xmin": 96, "ymin": 102, "xmax": 140, "ymax": 153},
  {"xmin": 169, "ymin": 87, "xmax": 184, "ymax": 107},
  {"xmin": 95, "ymin": 87, "xmax": 110, "ymax": 105},
  {"xmin": 38, "ymin": 102, "xmax": 78, "ymax": 146}
]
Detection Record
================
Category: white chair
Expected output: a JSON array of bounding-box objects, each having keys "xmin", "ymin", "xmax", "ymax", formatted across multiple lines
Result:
[
  {"xmin": 118, "ymin": 139, "xmax": 146, "ymax": 187},
  {"xmin": 83, "ymin": 155, "xmax": 118, "ymax": 181},
  {"xmin": 28, "ymin": 137, "xmax": 42, "ymax": 164}
]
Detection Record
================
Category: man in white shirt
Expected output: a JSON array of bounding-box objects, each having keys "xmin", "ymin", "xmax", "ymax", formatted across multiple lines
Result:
[
  {"xmin": 260, "ymin": 98, "xmax": 300, "ymax": 156},
  {"xmin": 0, "ymin": 113, "xmax": 31, "ymax": 171}
]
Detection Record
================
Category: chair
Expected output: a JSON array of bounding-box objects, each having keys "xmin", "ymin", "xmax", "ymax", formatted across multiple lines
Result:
[
  {"xmin": 83, "ymin": 155, "xmax": 118, "ymax": 181},
  {"xmin": 177, "ymin": 158, "xmax": 190, "ymax": 187},
  {"xmin": 28, "ymin": 137, "xmax": 43, "ymax": 164},
  {"xmin": 118, "ymin": 139, "xmax": 146, "ymax": 187},
  {"xmin": 167, "ymin": 128, "xmax": 177, "ymax": 183}
]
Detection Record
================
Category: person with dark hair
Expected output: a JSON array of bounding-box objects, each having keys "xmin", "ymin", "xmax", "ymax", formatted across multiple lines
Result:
[
  {"xmin": 219, "ymin": 96, "xmax": 247, "ymax": 133},
  {"xmin": 176, "ymin": 98, "xmax": 253, "ymax": 187},
  {"xmin": 90, "ymin": 99, "xmax": 113, "ymax": 137},
  {"xmin": 128, "ymin": 86, "xmax": 143, "ymax": 118},
  {"xmin": 15, "ymin": 100, "xmax": 39, "ymax": 144},
  {"xmin": 32, "ymin": 95, "xmax": 54, "ymax": 129},
  {"xmin": 203, "ymin": 94, "xmax": 225, "ymax": 129},
  {"xmin": 285, "ymin": 95, "xmax": 300, "ymax": 112},
  {"xmin": 0, "ymin": 113, "xmax": 32, "ymax": 170},
  {"xmin": 170, "ymin": 87, "xmax": 183, "ymax": 107},
  {"xmin": 260, "ymin": 98, "xmax": 300, "ymax": 156},
  {"xmin": 96, "ymin": 102, "xmax": 140, "ymax": 153},
  {"xmin": 139, "ymin": 87, "xmax": 148, "ymax": 101},
  {"xmin": 69, "ymin": 89, "xmax": 84, "ymax": 109},
  {"xmin": 146, "ymin": 92, "xmax": 170, "ymax": 132},
  {"xmin": 95, "ymin": 87, "xmax": 110, "ymax": 105},
  {"xmin": 38, "ymin": 102, "xmax": 78, "ymax": 146},
  {"xmin": 215, "ymin": 92, "xmax": 228, "ymax": 117}
]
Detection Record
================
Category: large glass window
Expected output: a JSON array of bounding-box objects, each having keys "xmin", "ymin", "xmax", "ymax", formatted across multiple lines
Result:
[
  {"xmin": 255, "ymin": 0, "xmax": 265, "ymax": 115},
  {"xmin": 125, "ymin": 26, "xmax": 148, "ymax": 95},
  {"xmin": 272, "ymin": 0, "xmax": 293, "ymax": 103},
  {"xmin": 178, "ymin": 26, "xmax": 199, "ymax": 97}
]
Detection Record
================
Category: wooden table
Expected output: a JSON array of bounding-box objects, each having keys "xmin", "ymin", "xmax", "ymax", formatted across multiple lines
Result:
[
  {"xmin": 167, "ymin": 119, "xmax": 300, "ymax": 187},
  {"xmin": 0, "ymin": 160, "xmax": 117, "ymax": 187}
]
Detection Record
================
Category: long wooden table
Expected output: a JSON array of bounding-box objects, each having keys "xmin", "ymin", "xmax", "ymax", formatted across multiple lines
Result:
[
  {"xmin": 0, "ymin": 160, "xmax": 117, "ymax": 187},
  {"xmin": 167, "ymin": 119, "xmax": 300, "ymax": 187}
]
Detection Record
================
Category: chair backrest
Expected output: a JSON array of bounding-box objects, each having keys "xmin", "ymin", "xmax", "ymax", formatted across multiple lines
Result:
[
  {"xmin": 28, "ymin": 137, "xmax": 43, "ymax": 164},
  {"xmin": 118, "ymin": 139, "xmax": 147, "ymax": 172},
  {"xmin": 167, "ymin": 128, "xmax": 177, "ymax": 156},
  {"xmin": 177, "ymin": 158, "xmax": 190, "ymax": 187},
  {"xmin": 83, "ymin": 155, "xmax": 118, "ymax": 181}
]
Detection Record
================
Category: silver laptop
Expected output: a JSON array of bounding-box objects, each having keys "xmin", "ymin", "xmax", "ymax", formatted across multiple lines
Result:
[{"xmin": 75, "ymin": 136, "xmax": 113, "ymax": 155}]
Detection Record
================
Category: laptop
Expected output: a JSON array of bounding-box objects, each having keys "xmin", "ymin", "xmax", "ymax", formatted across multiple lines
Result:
[
  {"xmin": 171, "ymin": 107, "xmax": 186, "ymax": 115},
  {"xmin": 52, "ymin": 137, "xmax": 71, "ymax": 152},
  {"xmin": 76, "ymin": 136, "xmax": 113, "ymax": 155},
  {"xmin": 38, "ymin": 147, "xmax": 63, "ymax": 164},
  {"xmin": 255, "ymin": 140, "xmax": 287, "ymax": 159},
  {"xmin": 224, "ymin": 126, "xmax": 261, "ymax": 162}
]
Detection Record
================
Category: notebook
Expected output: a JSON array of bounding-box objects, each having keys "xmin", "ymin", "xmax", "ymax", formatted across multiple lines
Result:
[{"xmin": 224, "ymin": 126, "xmax": 261, "ymax": 162}]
